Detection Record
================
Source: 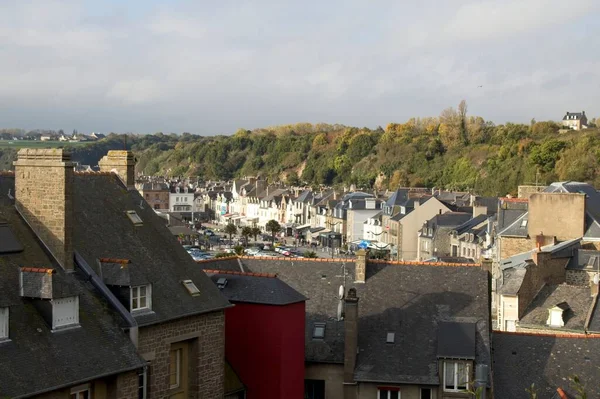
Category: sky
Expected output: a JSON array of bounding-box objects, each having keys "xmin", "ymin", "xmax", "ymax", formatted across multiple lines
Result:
[{"xmin": 0, "ymin": 0, "xmax": 598, "ymax": 134}]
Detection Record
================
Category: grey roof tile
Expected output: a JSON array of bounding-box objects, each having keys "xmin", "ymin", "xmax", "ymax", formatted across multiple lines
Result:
[
  {"xmin": 203, "ymin": 258, "xmax": 490, "ymax": 384},
  {"xmin": 208, "ymin": 272, "xmax": 306, "ymax": 306},
  {"xmin": 71, "ymin": 174, "xmax": 231, "ymax": 327},
  {"xmin": 492, "ymin": 333, "xmax": 600, "ymax": 398},
  {"xmin": 519, "ymin": 285, "xmax": 593, "ymax": 331},
  {"xmin": 0, "ymin": 187, "xmax": 145, "ymax": 398}
]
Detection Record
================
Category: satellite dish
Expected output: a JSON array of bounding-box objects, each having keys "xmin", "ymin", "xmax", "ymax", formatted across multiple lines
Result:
[
  {"xmin": 593, "ymin": 274, "xmax": 600, "ymax": 285},
  {"xmin": 338, "ymin": 285, "xmax": 345, "ymax": 300},
  {"xmin": 337, "ymin": 300, "xmax": 344, "ymax": 321}
]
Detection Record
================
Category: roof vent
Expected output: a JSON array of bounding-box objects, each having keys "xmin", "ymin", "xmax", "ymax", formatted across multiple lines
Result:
[
  {"xmin": 126, "ymin": 210, "xmax": 143, "ymax": 225},
  {"xmin": 182, "ymin": 279, "xmax": 200, "ymax": 296},
  {"xmin": 386, "ymin": 332, "xmax": 395, "ymax": 344},
  {"xmin": 216, "ymin": 277, "xmax": 228, "ymax": 290}
]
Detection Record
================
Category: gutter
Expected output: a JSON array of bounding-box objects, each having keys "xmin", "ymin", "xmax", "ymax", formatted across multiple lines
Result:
[
  {"xmin": 11, "ymin": 363, "xmax": 146, "ymax": 399},
  {"xmin": 74, "ymin": 251, "xmax": 139, "ymax": 347},
  {"xmin": 584, "ymin": 293, "xmax": 598, "ymax": 333}
]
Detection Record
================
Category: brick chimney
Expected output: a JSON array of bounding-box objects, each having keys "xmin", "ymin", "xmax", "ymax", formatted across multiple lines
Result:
[
  {"xmin": 14, "ymin": 149, "xmax": 74, "ymax": 270},
  {"xmin": 355, "ymin": 249, "xmax": 367, "ymax": 283},
  {"xmin": 98, "ymin": 150, "xmax": 135, "ymax": 189},
  {"xmin": 343, "ymin": 288, "xmax": 359, "ymax": 399}
]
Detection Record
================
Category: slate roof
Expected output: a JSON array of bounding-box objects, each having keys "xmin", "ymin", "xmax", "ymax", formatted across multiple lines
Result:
[
  {"xmin": 66, "ymin": 174, "xmax": 231, "ymax": 327},
  {"xmin": 437, "ymin": 322, "xmax": 476, "ymax": 359},
  {"xmin": 588, "ymin": 297, "xmax": 600, "ymax": 333},
  {"xmin": 207, "ymin": 272, "xmax": 306, "ymax": 306},
  {"xmin": 497, "ymin": 211, "xmax": 528, "ymax": 237},
  {"xmin": 493, "ymin": 333, "xmax": 600, "ymax": 399},
  {"xmin": 140, "ymin": 182, "xmax": 168, "ymax": 191},
  {"xmin": 0, "ymin": 181, "xmax": 145, "ymax": 398},
  {"xmin": 454, "ymin": 214, "xmax": 489, "ymax": 235},
  {"xmin": 562, "ymin": 111, "xmax": 585, "ymax": 121},
  {"xmin": 206, "ymin": 258, "xmax": 490, "ymax": 385},
  {"xmin": 519, "ymin": 285, "xmax": 593, "ymax": 331},
  {"xmin": 426, "ymin": 212, "xmax": 472, "ymax": 229}
]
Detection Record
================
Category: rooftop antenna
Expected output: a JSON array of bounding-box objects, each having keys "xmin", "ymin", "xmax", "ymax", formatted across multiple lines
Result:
[
  {"xmin": 7, "ymin": 189, "xmax": 14, "ymax": 200},
  {"xmin": 335, "ymin": 262, "xmax": 350, "ymax": 321},
  {"xmin": 139, "ymin": 200, "xmax": 144, "ymax": 210}
]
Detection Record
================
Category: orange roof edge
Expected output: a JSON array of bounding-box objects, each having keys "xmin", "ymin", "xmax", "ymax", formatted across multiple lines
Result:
[{"xmin": 556, "ymin": 388, "xmax": 568, "ymax": 399}]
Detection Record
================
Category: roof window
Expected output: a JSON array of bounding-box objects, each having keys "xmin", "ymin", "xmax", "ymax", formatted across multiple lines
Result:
[
  {"xmin": 313, "ymin": 322, "xmax": 326, "ymax": 339},
  {"xmin": 520, "ymin": 219, "xmax": 527, "ymax": 227},
  {"xmin": 216, "ymin": 277, "xmax": 228, "ymax": 290},
  {"xmin": 386, "ymin": 332, "xmax": 395, "ymax": 344},
  {"xmin": 126, "ymin": 210, "xmax": 143, "ymax": 225},
  {"xmin": 182, "ymin": 279, "xmax": 201, "ymax": 296}
]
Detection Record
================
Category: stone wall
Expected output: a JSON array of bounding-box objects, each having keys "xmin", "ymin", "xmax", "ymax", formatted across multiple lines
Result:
[
  {"xmin": 14, "ymin": 149, "xmax": 74, "ymax": 270},
  {"xmin": 499, "ymin": 236, "xmax": 532, "ymax": 260},
  {"xmin": 528, "ymin": 193, "xmax": 585, "ymax": 241},
  {"xmin": 137, "ymin": 311, "xmax": 225, "ymax": 399},
  {"xmin": 566, "ymin": 269, "xmax": 595, "ymax": 286},
  {"xmin": 116, "ymin": 371, "xmax": 140, "ymax": 399},
  {"xmin": 99, "ymin": 150, "xmax": 135, "ymax": 188}
]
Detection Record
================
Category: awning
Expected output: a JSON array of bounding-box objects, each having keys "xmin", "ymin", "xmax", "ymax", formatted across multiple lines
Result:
[
  {"xmin": 295, "ymin": 224, "xmax": 312, "ymax": 231},
  {"xmin": 244, "ymin": 216, "xmax": 258, "ymax": 221},
  {"xmin": 231, "ymin": 215, "xmax": 244, "ymax": 220},
  {"xmin": 310, "ymin": 227, "xmax": 325, "ymax": 233},
  {"xmin": 223, "ymin": 213, "xmax": 234, "ymax": 218}
]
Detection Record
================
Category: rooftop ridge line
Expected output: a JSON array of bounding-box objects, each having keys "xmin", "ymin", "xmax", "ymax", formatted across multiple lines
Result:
[
  {"xmin": 203, "ymin": 269, "xmax": 277, "ymax": 278},
  {"xmin": 98, "ymin": 258, "xmax": 131, "ymax": 264},
  {"xmin": 494, "ymin": 330, "xmax": 600, "ymax": 339}
]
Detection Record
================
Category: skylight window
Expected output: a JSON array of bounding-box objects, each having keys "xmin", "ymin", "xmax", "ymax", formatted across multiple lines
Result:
[
  {"xmin": 183, "ymin": 279, "xmax": 201, "ymax": 296},
  {"xmin": 587, "ymin": 256, "xmax": 598, "ymax": 267},
  {"xmin": 126, "ymin": 210, "xmax": 143, "ymax": 225},
  {"xmin": 216, "ymin": 277, "xmax": 228, "ymax": 290},
  {"xmin": 313, "ymin": 322, "xmax": 326, "ymax": 339},
  {"xmin": 520, "ymin": 219, "xmax": 528, "ymax": 227},
  {"xmin": 386, "ymin": 332, "xmax": 395, "ymax": 344}
]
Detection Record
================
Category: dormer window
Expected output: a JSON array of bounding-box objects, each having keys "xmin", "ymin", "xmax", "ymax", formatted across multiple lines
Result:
[
  {"xmin": 443, "ymin": 361, "xmax": 469, "ymax": 392},
  {"xmin": 0, "ymin": 307, "xmax": 8, "ymax": 340},
  {"xmin": 547, "ymin": 302, "xmax": 569, "ymax": 327},
  {"xmin": 52, "ymin": 296, "xmax": 79, "ymax": 329},
  {"xmin": 131, "ymin": 285, "xmax": 152, "ymax": 311},
  {"xmin": 126, "ymin": 210, "xmax": 143, "ymax": 226}
]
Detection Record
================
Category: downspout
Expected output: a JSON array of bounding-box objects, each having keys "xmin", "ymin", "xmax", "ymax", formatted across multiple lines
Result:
[{"xmin": 74, "ymin": 251, "xmax": 139, "ymax": 348}]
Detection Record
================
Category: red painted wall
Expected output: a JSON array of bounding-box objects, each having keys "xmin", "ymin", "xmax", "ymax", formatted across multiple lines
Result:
[{"xmin": 225, "ymin": 301, "xmax": 305, "ymax": 399}]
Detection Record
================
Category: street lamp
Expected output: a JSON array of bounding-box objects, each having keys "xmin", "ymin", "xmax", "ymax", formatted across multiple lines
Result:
[{"xmin": 329, "ymin": 233, "xmax": 337, "ymax": 259}]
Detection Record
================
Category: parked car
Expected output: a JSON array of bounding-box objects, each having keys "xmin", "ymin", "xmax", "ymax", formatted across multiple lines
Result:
[
  {"xmin": 245, "ymin": 248, "xmax": 260, "ymax": 256},
  {"xmin": 204, "ymin": 229, "xmax": 215, "ymax": 236},
  {"xmin": 256, "ymin": 251, "xmax": 277, "ymax": 257},
  {"xmin": 187, "ymin": 248, "xmax": 208, "ymax": 261}
]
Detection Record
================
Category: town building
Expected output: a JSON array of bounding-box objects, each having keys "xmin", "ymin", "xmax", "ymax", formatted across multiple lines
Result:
[
  {"xmin": 1, "ymin": 149, "xmax": 231, "ymax": 398},
  {"xmin": 562, "ymin": 111, "xmax": 588, "ymax": 130}
]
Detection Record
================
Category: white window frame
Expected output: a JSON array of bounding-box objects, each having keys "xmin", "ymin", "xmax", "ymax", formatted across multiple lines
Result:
[
  {"xmin": 0, "ymin": 307, "xmax": 8, "ymax": 340},
  {"xmin": 443, "ymin": 361, "xmax": 470, "ymax": 392},
  {"xmin": 70, "ymin": 383, "xmax": 91, "ymax": 399},
  {"xmin": 138, "ymin": 368, "xmax": 147, "ymax": 399},
  {"xmin": 377, "ymin": 388, "xmax": 401, "ymax": 399},
  {"xmin": 131, "ymin": 285, "xmax": 152, "ymax": 311}
]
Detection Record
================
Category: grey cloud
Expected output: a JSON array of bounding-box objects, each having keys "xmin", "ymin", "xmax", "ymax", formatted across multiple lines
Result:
[{"xmin": 0, "ymin": 0, "xmax": 598, "ymax": 133}]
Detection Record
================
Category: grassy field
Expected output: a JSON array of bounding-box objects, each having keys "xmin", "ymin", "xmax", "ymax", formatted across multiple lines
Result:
[{"xmin": 0, "ymin": 140, "xmax": 89, "ymax": 148}]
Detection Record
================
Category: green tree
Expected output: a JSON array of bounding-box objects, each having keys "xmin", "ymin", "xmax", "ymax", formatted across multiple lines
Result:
[
  {"xmin": 224, "ymin": 223, "xmax": 237, "ymax": 244},
  {"xmin": 265, "ymin": 219, "xmax": 281, "ymax": 245},
  {"xmin": 250, "ymin": 226, "xmax": 262, "ymax": 242},
  {"xmin": 241, "ymin": 226, "xmax": 253, "ymax": 247}
]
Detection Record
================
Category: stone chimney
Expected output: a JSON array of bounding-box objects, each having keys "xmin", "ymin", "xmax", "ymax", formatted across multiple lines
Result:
[
  {"xmin": 14, "ymin": 149, "xmax": 74, "ymax": 270},
  {"xmin": 98, "ymin": 150, "xmax": 135, "ymax": 189},
  {"xmin": 355, "ymin": 249, "xmax": 367, "ymax": 283},
  {"xmin": 343, "ymin": 288, "xmax": 359, "ymax": 399}
]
